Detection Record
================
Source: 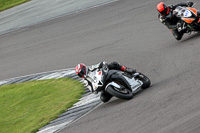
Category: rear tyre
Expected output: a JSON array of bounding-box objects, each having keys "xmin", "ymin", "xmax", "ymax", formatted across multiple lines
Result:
[{"xmin": 106, "ymin": 85, "xmax": 133, "ymax": 100}]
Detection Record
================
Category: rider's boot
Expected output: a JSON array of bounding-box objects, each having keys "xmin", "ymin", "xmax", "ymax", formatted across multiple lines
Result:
[
  {"xmin": 172, "ymin": 29, "xmax": 184, "ymax": 40},
  {"xmin": 100, "ymin": 91, "xmax": 113, "ymax": 103}
]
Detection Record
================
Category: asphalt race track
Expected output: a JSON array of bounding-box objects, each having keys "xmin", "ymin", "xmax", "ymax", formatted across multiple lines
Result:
[{"xmin": 1, "ymin": 0, "xmax": 200, "ymax": 133}]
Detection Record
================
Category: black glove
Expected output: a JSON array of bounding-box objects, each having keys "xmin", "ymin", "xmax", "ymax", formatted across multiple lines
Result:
[
  {"xmin": 187, "ymin": 1, "xmax": 194, "ymax": 7},
  {"xmin": 168, "ymin": 4, "xmax": 175, "ymax": 10},
  {"xmin": 99, "ymin": 61, "xmax": 107, "ymax": 68}
]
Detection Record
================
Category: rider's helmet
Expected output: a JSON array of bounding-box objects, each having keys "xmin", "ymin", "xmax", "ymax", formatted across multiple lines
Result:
[
  {"xmin": 157, "ymin": 2, "xmax": 170, "ymax": 16},
  {"xmin": 75, "ymin": 63, "xmax": 88, "ymax": 78}
]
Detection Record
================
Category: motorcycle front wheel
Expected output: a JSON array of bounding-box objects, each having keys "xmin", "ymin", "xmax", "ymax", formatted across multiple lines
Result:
[
  {"xmin": 106, "ymin": 85, "xmax": 133, "ymax": 100},
  {"xmin": 138, "ymin": 73, "xmax": 151, "ymax": 89}
]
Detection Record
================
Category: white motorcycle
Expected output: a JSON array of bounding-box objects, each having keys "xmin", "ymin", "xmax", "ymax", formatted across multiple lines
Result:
[{"xmin": 85, "ymin": 65, "xmax": 151, "ymax": 101}]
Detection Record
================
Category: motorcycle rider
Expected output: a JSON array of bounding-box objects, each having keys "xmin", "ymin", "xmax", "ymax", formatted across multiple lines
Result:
[
  {"xmin": 157, "ymin": 1, "xmax": 194, "ymax": 40},
  {"xmin": 75, "ymin": 61, "xmax": 136, "ymax": 102}
]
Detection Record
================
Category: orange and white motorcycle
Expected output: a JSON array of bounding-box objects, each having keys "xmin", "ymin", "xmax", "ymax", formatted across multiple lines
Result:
[{"xmin": 172, "ymin": 5, "xmax": 200, "ymax": 40}]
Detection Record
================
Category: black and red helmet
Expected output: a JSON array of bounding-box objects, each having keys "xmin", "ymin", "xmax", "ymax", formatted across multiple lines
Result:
[
  {"xmin": 75, "ymin": 63, "xmax": 87, "ymax": 78},
  {"xmin": 157, "ymin": 2, "xmax": 169, "ymax": 16}
]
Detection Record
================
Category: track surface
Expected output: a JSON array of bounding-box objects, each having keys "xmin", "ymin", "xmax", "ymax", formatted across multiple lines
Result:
[{"xmin": 1, "ymin": 0, "xmax": 200, "ymax": 133}]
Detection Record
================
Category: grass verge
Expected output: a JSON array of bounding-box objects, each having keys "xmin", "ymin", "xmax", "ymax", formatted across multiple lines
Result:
[
  {"xmin": 0, "ymin": 0, "xmax": 31, "ymax": 11},
  {"xmin": 0, "ymin": 78, "xmax": 85, "ymax": 133}
]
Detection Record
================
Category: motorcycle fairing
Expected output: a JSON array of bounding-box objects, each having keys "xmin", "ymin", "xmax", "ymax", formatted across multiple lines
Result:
[
  {"xmin": 100, "ymin": 69, "xmax": 132, "ymax": 91},
  {"xmin": 198, "ymin": 18, "xmax": 200, "ymax": 23},
  {"xmin": 183, "ymin": 10, "xmax": 192, "ymax": 18},
  {"xmin": 104, "ymin": 71, "xmax": 142, "ymax": 93},
  {"xmin": 181, "ymin": 8, "xmax": 197, "ymax": 24},
  {"xmin": 109, "ymin": 72, "xmax": 132, "ymax": 91},
  {"xmin": 181, "ymin": 18, "xmax": 195, "ymax": 24},
  {"xmin": 87, "ymin": 69, "xmax": 104, "ymax": 91},
  {"xmin": 174, "ymin": 6, "xmax": 198, "ymax": 24},
  {"xmin": 123, "ymin": 75, "xmax": 142, "ymax": 90},
  {"xmin": 182, "ymin": 8, "xmax": 198, "ymax": 24},
  {"xmin": 105, "ymin": 82, "xmax": 121, "ymax": 91},
  {"xmin": 187, "ymin": 7, "xmax": 197, "ymax": 16}
]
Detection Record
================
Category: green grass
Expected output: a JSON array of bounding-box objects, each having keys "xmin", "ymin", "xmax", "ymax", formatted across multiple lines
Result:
[
  {"xmin": 0, "ymin": 0, "xmax": 31, "ymax": 11},
  {"xmin": 0, "ymin": 78, "xmax": 85, "ymax": 133}
]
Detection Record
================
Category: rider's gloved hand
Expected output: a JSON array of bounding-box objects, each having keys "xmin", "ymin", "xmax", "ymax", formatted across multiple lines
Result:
[
  {"xmin": 99, "ymin": 61, "xmax": 107, "ymax": 68},
  {"xmin": 168, "ymin": 4, "xmax": 175, "ymax": 9},
  {"xmin": 158, "ymin": 14, "xmax": 165, "ymax": 23},
  {"xmin": 187, "ymin": 1, "xmax": 194, "ymax": 7}
]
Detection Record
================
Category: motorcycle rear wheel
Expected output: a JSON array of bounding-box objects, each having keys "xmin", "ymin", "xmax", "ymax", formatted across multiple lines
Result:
[{"xmin": 106, "ymin": 85, "xmax": 133, "ymax": 100}]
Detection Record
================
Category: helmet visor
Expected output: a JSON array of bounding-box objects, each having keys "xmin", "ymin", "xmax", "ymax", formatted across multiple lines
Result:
[{"xmin": 160, "ymin": 7, "xmax": 169, "ymax": 15}]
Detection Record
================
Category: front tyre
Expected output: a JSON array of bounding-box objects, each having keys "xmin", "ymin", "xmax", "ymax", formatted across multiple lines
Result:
[
  {"xmin": 106, "ymin": 86, "xmax": 133, "ymax": 100},
  {"xmin": 138, "ymin": 73, "xmax": 151, "ymax": 89}
]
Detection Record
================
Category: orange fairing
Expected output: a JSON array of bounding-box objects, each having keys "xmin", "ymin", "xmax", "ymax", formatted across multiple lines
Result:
[
  {"xmin": 198, "ymin": 18, "xmax": 200, "ymax": 23},
  {"xmin": 187, "ymin": 7, "xmax": 197, "ymax": 16},
  {"xmin": 182, "ymin": 18, "xmax": 195, "ymax": 24}
]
